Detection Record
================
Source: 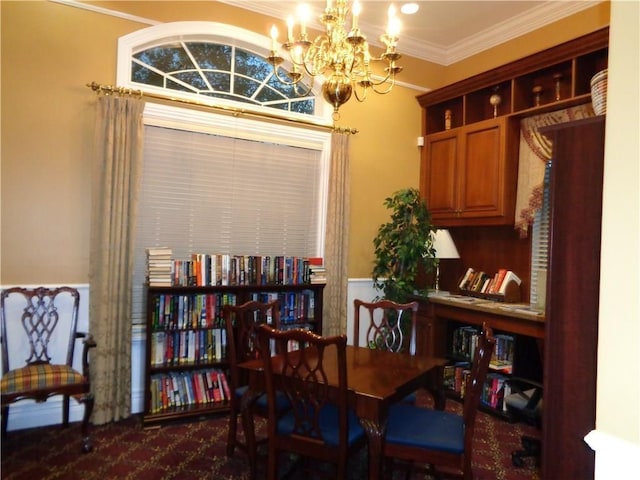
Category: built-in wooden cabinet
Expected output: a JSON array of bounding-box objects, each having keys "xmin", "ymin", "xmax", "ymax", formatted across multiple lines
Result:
[
  {"xmin": 421, "ymin": 117, "xmax": 519, "ymax": 226},
  {"xmin": 418, "ymin": 27, "xmax": 609, "ymax": 227}
]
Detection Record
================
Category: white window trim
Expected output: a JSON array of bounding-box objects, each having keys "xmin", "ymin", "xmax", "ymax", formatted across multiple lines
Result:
[{"xmin": 117, "ymin": 21, "xmax": 333, "ymax": 124}]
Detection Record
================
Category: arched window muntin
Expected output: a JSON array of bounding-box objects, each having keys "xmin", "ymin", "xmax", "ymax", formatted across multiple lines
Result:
[{"xmin": 117, "ymin": 21, "xmax": 332, "ymax": 124}]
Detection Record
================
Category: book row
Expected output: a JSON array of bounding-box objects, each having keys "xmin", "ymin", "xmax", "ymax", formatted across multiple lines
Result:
[
  {"xmin": 458, "ymin": 267, "xmax": 522, "ymax": 296},
  {"xmin": 451, "ymin": 326, "xmax": 515, "ymax": 373},
  {"xmin": 149, "ymin": 327, "xmax": 228, "ymax": 367},
  {"xmin": 149, "ymin": 369, "xmax": 231, "ymax": 413},
  {"xmin": 443, "ymin": 363, "xmax": 510, "ymax": 411},
  {"xmin": 147, "ymin": 249, "xmax": 326, "ymax": 287},
  {"xmin": 149, "ymin": 291, "xmax": 317, "ymax": 331}
]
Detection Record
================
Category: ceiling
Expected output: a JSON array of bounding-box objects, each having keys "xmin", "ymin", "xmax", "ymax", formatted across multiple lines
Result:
[{"xmin": 222, "ymin": 1, "xmax": 602, "ymax": 65}]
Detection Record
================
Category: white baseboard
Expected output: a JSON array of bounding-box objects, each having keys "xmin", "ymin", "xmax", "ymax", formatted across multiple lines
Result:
[{"xmin": 4, "ymin": 279, "xmax": 379, "ymax": 430}]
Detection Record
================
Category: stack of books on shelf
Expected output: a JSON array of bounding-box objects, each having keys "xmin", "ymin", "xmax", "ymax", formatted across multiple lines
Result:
[
  {"xmin": 452, "ymin": 325, "xmax": 481, "ymax": 362},
  {"xmin": 308, "ymin": 257, "xmax": 327, "ymax": 284},
  {"xmin": 147, "ymin": 247, "xmax": 173, "ymax": 287},
  {"xmin": 489, "ymin": 333, "xmax": 515, "ymax": 374},
  {"xmin": 150, "ymin": 253, "xmax": 319, "ymax": 287},
  {"xmin": 443, "ymin": 361, "xmax": 471, "ymax": 396},
  {"xmin": 149, "ymin": 369, "xmax": 231, "ymax": 413},
  {"xmin": 149, "ymin": 326, "xmax": 227, "ymax": 367},
  {"xmin": 481, "ymin": 372, "xmax": 509, "ymax": 411},
  {"xmin": 458, "ymin": 267, "xmax": 522, "ymax": 302}
]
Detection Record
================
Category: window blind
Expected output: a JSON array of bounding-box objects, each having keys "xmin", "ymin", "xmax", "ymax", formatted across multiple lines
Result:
[
  {"xmin": 529, "ymin": 160, "xmax": 551, "ymax": 306},
  {"xmin": 131, "ymin": 125, "xmax": 323, "ymax": 324}
]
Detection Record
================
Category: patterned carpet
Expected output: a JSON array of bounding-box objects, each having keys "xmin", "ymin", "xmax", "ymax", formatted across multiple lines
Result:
[{"xmin": 2, "ymin": 393, "xmax": 541, "ymax": 480}]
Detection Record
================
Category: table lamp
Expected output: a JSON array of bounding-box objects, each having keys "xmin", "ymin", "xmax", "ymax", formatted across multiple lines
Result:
[{"xmin": 432, "ymin": 229, "xmax": 460, "ymax": 291}]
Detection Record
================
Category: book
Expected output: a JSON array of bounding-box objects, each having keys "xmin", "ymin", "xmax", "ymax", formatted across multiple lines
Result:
[
  {"xmin": 458, "ymin": 267, "xmax": 475, "ymax": 290},
  {"xmin": 491, "ymin": 268, "xmax": 508, "ymax": 294},
  {"xmin": 498, "ymin": 270, "xmax": 522, "ymax": 294}
]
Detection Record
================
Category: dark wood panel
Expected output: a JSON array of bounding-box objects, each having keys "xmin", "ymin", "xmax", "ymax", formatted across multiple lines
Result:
[{"xmin": 540, "ymin": 116, "xmax": 605, "ymax": 480}]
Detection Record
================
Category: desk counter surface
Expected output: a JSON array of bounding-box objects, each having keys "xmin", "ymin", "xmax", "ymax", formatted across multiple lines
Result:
[
  {"xmin": 411, "ymin": 292, "xmax": 546, "ymax": 352},
  {"xmin": 427, "ymin": 293, "xmax": 545, "ymax": 323}
]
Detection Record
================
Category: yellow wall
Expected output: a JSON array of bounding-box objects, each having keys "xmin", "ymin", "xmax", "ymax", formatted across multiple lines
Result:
[{"xmin": 0, "ymin": 0, "xmax": 609, "ymax": 284}]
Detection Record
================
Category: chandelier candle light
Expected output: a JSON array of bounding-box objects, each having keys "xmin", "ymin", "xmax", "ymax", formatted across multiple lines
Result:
[{"xmin": 267, "ymin": 0, "xmax": 403, "ymax": 119}]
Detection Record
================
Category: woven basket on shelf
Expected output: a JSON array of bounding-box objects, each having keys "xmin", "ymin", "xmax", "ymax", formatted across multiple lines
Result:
[{"xmin": 590, "ymin": 69, "xmax": 608, "ymax": 116}]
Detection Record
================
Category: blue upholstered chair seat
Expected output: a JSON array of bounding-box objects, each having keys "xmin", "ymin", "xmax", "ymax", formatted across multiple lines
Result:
[
  {"xmin": 402, "ymin": 391, "xmax": 417, "ymax": 404},
  {"xmin": 234, "ymin": 385, "xmax": 291, "ymax": 412},
  {"xmin": 277, "ymin": 403, "xmax": 366, "ymax": 447},
  {"xmin": 385, "ymin": 403, "xmax": 465, "ymax": 454}
]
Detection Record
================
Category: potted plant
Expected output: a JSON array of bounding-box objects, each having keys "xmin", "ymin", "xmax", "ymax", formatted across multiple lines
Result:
[{"xmin": 372, "ymin": 188, "xmax": 437, "ymax": 302}]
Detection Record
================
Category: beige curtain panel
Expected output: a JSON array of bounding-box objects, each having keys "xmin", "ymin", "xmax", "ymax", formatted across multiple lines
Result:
[
  {"xmin": 323, "ymin": 132, "xmax": 351, "ymax": 336},
  {"xmin": 89, "ymin": 95, "xmax": 145, "ymax": 424}
]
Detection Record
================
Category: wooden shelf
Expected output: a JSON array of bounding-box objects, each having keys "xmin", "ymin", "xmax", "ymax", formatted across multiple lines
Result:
[{"xmin": 418, "ymin": 28, "xmax": 609, "ymax": 134}]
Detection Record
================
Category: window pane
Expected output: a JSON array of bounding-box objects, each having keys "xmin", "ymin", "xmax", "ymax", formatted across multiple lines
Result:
[
  {"xmin": 132, "ymin": 62, "xmax": 164, "ymax": 87},
  {"xmin": 134, "ymin": 46, "xmax": 195, "ymax": 72},
  {"xmin": 187, "ymin": 43, "xmax": 232, "ymax": 70},
  {"xmin": 235, "ymin": 49, "xmax": 272, "ymax": 80},
  {"xmin": 203, "ymin": 72, "xmax": 231, "ymax": 92}
]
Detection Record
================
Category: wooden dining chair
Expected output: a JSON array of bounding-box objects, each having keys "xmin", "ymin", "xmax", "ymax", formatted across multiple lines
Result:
[
  {"xmin": 1, "ymin": 286, "xmax": 96, "ymax": 453},
  {"xmin": 382, "ymin": 325, "xmax": 496, "ymax": 480},
  {"xmin": 255, "ymin": 324, "xmax": 367, "ymax": 480},
  {"xmin": 223, "ymin": 300, "xmax": 288, "ymax": 480},
  {"xmin": 354, "ymin": 299, "xmax": 420, "ymax": 404},
  {"xmin": 353, "ymin": 299, "xmax": 418, "ymax": 355}
]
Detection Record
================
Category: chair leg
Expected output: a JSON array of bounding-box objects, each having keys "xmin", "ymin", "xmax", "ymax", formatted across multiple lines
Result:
[
  {"xmin": 267, "ymin": 446, "xmax": 278, "ymax": 480},
  {"xmin": 1, "ymin": 405, "xmax": 8, "ymax": 438},
  {"xmin": 241, "ymin": 409, "xmax": 258, "ymax": 480},
  {"xmin": 63, "ymin": 394, "xmax": 70, "ymax": 427},
  {"xmin": 226, "ymin": 411, "xmax": 238, "ymax": 457},
  {"xmin": 80, "ymin": 393, "xmax": 94, "ymax": 453}
]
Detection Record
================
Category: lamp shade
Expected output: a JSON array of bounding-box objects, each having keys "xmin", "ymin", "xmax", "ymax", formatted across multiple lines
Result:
[{"xmin": 432, "ymin": 229, "xmax": 460, "ymax": 259}]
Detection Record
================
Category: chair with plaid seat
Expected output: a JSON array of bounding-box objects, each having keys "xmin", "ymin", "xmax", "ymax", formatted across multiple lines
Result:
[{"xmin": 1, "ymin": 286, "xmax": 96, "ymax": 452}]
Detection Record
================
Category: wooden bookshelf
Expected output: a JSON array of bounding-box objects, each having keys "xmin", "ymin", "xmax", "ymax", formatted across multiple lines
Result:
[{"xmin": 142, "ymin": 283, "xmax": 324, "ymax": 426}]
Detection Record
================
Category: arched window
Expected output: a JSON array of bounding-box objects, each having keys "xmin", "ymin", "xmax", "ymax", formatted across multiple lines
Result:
[{"xmin": 117, "ymin": 21, "xmax": 331, "ymax": 122}]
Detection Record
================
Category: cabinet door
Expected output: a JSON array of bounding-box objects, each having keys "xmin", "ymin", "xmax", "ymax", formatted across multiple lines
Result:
[
  {"xmin": 422, "ymin": 117, "xmax": 517, "ymax": 226},
  {"xmin": 422, "ymin": 130, "xmax": 458, "ymax": 218},
  {"xmin": 458, "ymin": 119, "xmax": 505, "ymax": 219}
]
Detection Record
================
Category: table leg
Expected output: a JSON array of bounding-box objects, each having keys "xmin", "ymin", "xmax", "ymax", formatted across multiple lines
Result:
[
  {"xmin": 240, "ymin": 387, "xmax": 261, "ymax": 480},
  {"xmin": 360, "ymin": 418, "xmax": 386, "ymax": 480},
  {"xmin": 425, "ymin": 365, "xmax": 446, "ymax": 410}
]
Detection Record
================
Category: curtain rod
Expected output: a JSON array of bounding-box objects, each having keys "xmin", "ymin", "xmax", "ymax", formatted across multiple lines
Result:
[{"xmin": 86, "ymin": 82, "xmax": 358, "ymax": 135}]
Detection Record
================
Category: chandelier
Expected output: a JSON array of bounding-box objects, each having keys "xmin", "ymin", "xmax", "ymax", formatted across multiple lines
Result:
[{"xmin": 267, "ymin": 0, "xmax": 403, "ymax": 119}]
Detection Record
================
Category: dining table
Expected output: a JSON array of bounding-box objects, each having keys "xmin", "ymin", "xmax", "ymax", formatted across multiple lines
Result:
[{"xmin": 238, "ymin": 345, "xmax": 448, "ymax": 480}]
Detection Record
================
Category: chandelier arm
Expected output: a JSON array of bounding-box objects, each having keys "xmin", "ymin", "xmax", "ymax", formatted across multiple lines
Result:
[
  {"xmin": 272, "ymin": 67, "xmax": 303, "ymax": 86},
  {"xmin": 353, "ymin": 83, "xmax": 368, "ymax": 103},
  {"xmin": 370, "ymin": 79, "xmax": 396, "ymax": 95},
  {"xmin": 293, "ymin": 78, "xmax": 315, "ymax": 97}
]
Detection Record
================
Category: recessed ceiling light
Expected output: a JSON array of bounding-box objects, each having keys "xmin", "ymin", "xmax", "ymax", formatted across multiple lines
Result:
[{"xmin": 400, "ymin": 3, "xmax": 419, "ymax": 15}]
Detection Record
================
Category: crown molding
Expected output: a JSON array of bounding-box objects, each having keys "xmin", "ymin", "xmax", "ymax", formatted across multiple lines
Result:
[
  {"xmin": 441, "ymin": 1, "xmax": 603, "ymax": 65},
  {"xmin": 221, "ymin": 1, "xmax": 604, "ymax": 66}
]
